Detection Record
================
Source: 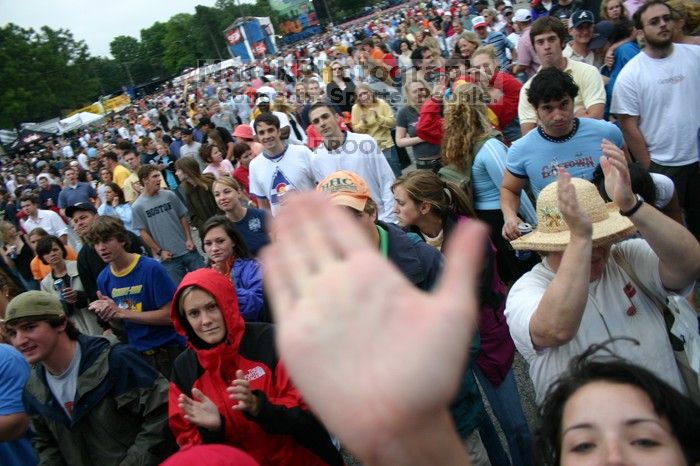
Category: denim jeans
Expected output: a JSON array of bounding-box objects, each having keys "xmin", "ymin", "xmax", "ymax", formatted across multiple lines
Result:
[
  {"xmin": 383, "ymin": 146, "xmax": 402, "ymax": 178},
  {"xmin": 162, "ymin": 250, "xmax": 206, "ymax": 285},
  {"xmin": 476, "ymin": 367, "xmax": 535, "ymax": 466}
]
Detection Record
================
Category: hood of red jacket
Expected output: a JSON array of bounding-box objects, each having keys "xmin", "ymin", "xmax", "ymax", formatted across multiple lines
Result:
[{"xmin": 171, "ymin": 268, "xmax": 245, "ymax": 353}]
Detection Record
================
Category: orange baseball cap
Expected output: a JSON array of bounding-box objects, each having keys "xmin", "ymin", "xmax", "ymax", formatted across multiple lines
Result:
[{"xmin": 316, "ymin": 170, "xmax": 371, "ymax": 212}]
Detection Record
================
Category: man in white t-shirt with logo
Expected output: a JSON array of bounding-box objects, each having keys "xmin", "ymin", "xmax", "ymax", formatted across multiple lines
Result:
[
  {"xmin": 249, "ymin": 112, "xmax": 316, "ymax": 215},
  {"xmin": 308, "ymin": 102, "xmax": 398, "ymax": 224},
  {"xmin": 611, "ymin": 0, "xmax": 700, "ymax": 239}
]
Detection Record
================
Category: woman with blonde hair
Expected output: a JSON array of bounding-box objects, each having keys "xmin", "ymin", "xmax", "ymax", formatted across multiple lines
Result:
[
  {"xmin": 212, "ymin": 176, "xmax": 270, "ymax": 256},
  {"xmin": 442, "ymin": 82, "xmax": 536, "ymax": 283},
  {"xmin": 391, "ymin": 170, "xmax": 533, "ymax": 465},
  {"xmin": 454, "ymin": 32, "xmax": 481, "ymax": 62},
  {"xmin": 599, "ymin": 0, "xmax": 628, "ymax": 20},
  {"xmin": 396, "ymin": 78, "xmax": 441, "ymax": 171},
  {"xmin": 351, "ymin": 84, "xmax": 401, "ymax": 176},
  {"xmin": 469, "ymin": 45, "xmax": 523, "ymax": 142},
  {"xmin": 666, "ymin": 0, "xmax": 700, "ymax": 44},
  {"xmin": 174, "ymin": 157, "xmax": 221, "ymax": 231}
]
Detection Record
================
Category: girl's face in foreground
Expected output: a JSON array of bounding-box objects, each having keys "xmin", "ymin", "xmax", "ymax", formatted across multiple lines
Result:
[{"xmin": 560, "ymin": 381, "xmax": 686, "ymax": 466}]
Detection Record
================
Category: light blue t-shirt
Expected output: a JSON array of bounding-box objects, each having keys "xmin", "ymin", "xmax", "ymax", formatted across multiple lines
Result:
[
  {"xmin": 506, "ymin": 118, "xmax": 624, "ymax": 197},
  {"xmin": 0, "ymin": 344, "xmax": 37, "ymax": 466},
  {"xmin": 471, "ymin": 138, "xmax": 537, "ymax": 225}
]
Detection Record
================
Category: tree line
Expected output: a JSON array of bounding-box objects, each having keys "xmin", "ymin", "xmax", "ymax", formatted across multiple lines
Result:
[{"xmin": 0, "ymin": 0, "xmax": 374, "ymax": 130}]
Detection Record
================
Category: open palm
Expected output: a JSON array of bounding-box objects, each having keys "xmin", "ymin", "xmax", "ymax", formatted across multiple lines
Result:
[
  {"xmin": 262, "ymin": 193, "xmax": 487, "ymax": 459},
  {"xmin": 178, "ymin": 388, "xmax": 221, "ymax": 432}
]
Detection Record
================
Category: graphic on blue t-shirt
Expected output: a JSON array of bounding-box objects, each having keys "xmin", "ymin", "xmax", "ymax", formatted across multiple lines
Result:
[
  {"xmin": 97, "ymin": 256, "xmax": 183, "ymax": 352},
  {"xmin": 269, "ymin": 167, "xmax": 297, "ymax": 206},
  {"xmin": 539, "ymin": 152, "xmax": 596, "ymax": 180}
]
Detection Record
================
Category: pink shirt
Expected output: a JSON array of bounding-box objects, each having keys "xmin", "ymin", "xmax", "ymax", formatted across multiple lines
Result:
[
  {"xmin": 624, "ymin": 0, "xmax": 645, "ymax": 18},
  {"xmin": 517, "ymin": 27, "xmax": 541, "ymax": 79},
  {"xmin": 202, "ymin": 160, "xmax": 234, "ymax": 178}
]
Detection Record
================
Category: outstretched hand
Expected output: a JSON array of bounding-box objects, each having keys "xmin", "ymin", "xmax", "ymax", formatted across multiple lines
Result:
[{"xmin": 261, "ymin": 193, "xmax": 487, "ymax": 462}]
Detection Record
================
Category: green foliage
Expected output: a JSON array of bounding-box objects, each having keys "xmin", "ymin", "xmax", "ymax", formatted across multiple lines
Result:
[
  {"xmin": 0, "ymin": 24, "xmax": 100, "ymax": 128},
  {"xmin": 1, "ymin": 0, "xmax": 389, "ymax": 128}
]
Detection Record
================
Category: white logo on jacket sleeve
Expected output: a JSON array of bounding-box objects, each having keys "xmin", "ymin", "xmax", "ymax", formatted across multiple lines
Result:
[{"xmin": 244, "ymin": 366, "xmax": 266, "ymax": 381}]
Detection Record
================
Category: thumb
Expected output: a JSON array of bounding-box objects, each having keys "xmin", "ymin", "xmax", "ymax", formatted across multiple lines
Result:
[
  {"xmin": 436, "ymin": 220, "xmax": 488, "ymax": 322},
  {"xmin": 235, "ymin": 369, "xmax": 245, "ymax": 380},
  {"xmin": 599, "ymin": 155, "xmax": 612, "ymax": 176},
  {"xmin": 96, "ymin": 291, "xmax": 107, "ymax": 300},
  {"xmin": 191, "ymin": 388, "xmax": 209, "ymax": 403}
]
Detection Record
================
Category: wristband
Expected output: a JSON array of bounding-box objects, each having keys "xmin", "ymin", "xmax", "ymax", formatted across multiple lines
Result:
[{"xmin": 619, "ymin": 194, "xmax": 644, "ymax": 217}]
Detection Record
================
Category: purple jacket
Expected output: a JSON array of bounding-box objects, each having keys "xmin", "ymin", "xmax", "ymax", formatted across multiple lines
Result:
[{"xmin": 230, "ymin": 258, "xmax": 264, "ymax": 322}]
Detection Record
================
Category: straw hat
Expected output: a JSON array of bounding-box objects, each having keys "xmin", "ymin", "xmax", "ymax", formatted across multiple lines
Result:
[{"xmin": 510, "ymin": 178, "xmax": 637, "ymax": 252}]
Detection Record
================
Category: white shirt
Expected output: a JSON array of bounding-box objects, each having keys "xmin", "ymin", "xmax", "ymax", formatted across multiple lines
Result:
[
  {"xmin": 611, "ymin": 44, "xmax": 700, "ymax": 166},
  {"xmin": 312, "ymin": 131, "xmax": 398, "ymax": 224},
  {"xmin": 180, "ymin": 141, "xmax": 205, "ymax": 171},
  {"xmin": 249, "ymin": 144, "xmax": 317, "ymax": 215},
  {"xmin": 505, "ymin": 238, "xmax": 687, "ymax": 403},
  {"xmin": 21, "ymin": 209, "xmax": 69, "ymax": 238}
]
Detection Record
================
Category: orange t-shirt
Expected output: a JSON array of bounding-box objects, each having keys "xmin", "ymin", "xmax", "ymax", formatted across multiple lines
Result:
[{"xmin": 31, "ymin": 246, "xmax": 78, "ymax": 280}]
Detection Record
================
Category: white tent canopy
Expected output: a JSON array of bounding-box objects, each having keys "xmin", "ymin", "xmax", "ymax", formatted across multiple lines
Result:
[{"xmin": 57, "ymin": 112, "xmax": 105, "ymax": 133}]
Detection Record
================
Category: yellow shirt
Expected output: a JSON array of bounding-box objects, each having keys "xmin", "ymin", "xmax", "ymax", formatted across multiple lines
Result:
[
  {"xmin": 351, "ymin": 99, "xmax": 396, "ymax": 151},
  {"xmin": 112, "ymin": 164, "xmax": 132, "ymax": 189}
]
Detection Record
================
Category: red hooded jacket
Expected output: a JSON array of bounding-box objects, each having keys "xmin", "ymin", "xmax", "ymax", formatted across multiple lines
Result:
[{"xmin": 168, "ymin": 269, "xmax": 342, "ymax": 466}]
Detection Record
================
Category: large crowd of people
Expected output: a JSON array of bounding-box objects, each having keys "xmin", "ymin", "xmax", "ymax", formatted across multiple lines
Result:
[{"xmin": 1, "ymin": 0, "xmax": 699, "ymax": 464}]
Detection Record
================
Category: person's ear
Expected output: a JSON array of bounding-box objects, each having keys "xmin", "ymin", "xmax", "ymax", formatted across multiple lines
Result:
[{"xmin": 419, "ymin": 201, "xmax": 432, "ymax": 215}]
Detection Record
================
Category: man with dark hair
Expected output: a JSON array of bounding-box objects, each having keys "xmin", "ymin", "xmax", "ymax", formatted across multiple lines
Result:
[
  {"xmin": 612, "ymin": 0, "xmax": 700, "ymax": 238},
  {"xmin": 248, "ymin": 112, "xmax": 316, "ymax": 215},
  {"xmin": 5, "ymin": 290, "xmax": 173, "ymax": 465},
  {"xmin": 121, "ymin": 148, "xmax": 145, "ymax": 203},
  {"xmin": 103, "ymin": 151, "xmax": 131, "ymax": 189},
  {"xmin": 518, "ymin": 16, "xmax": 606, "ymax": 135},
  {"xmin": 501, "ymin": 67, "xmax": 623, "ymax": 240},
  {"xmin": 19, "ymin": 194, "xmax": 68, "ymax": 245},
  {"xmin": 308, "ymin": 102, "xmax": 398, "ymax": 224},
  {"xmin": 131, "ymin": 165, "xmax": 204, "ymax": 283},
  {"xmin": 198, "ymin": 117, "xmax": 235, "ymax": 160},
  {"xmin": 67, "ymin": 202, "xmax": 149, "ymax": 302},
  {"xmin": 57, "ymin": 167, "xmax": 96, "ymax": 217},
  {"xmin": 86, "ymin": 215, "xmax": 185, "ymax": 375},
  {"xmin": 408, "ymin": 46, "xmax": 441, "ymax": 84},
  {"xmin": 179, "ymin": 128, "xmax": 205, "ymax": 171}
]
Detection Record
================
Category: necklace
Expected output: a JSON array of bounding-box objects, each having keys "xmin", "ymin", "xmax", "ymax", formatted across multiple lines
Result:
[{"xmin": 538, "ymin": 118, "xmax": 580, "ymax": 143}]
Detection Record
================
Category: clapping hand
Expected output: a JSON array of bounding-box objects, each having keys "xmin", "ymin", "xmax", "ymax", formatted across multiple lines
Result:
[
  {"xmin": 599, "ymin": 139, "xmax": 637, "ymax": 212},
  {"xmin": 557, "ymin": 168, "xmax": 593, "ymax": 239},
  {"xmin": 227, "ymin": 370, "xmax": 260, "ymax": 416},
  {"xmin": 178, "ymin": 388, "xmax": 222, "ymax": 431}
]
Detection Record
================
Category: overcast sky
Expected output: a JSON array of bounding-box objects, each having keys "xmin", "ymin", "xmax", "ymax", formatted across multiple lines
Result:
[{"xmin": 1, "ymin": 0, "xmax": 251, "ymax": 58}]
